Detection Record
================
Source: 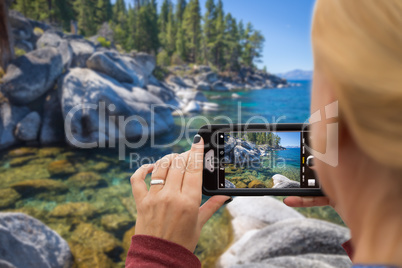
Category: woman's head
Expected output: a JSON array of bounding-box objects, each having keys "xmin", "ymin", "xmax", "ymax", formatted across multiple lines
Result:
[{"xmin": 310, "ymin": 0, "xmax": 402, "ymax": 199}]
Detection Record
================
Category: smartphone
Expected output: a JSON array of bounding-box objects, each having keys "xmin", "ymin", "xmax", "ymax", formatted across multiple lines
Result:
[{"xmin": 199, "ymin": 123, "xmax": 323, "ymax": 196}]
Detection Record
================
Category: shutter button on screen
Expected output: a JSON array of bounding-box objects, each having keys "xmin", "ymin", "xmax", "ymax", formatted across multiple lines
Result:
[{"xmin": 306, "ymin": 155, "xmax": 314, "ymax": 167}]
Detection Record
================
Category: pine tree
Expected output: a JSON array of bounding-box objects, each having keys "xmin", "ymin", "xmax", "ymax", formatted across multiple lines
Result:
[
  {"xmin": 203, "ymin": 0, "xmax": 216, "ymax": 64},
  {"xmin": 175, "ymin": 0, "xmax": 187, "ymax": 25},
  {"xmin": 214, "ymin": 0, "xmax": 225, "ymax": 68},
  {"xmin": 224, "ymin": 12, "xmax": 240, "ymax": 71},
  {"xmin": 158, "ymin": 0, "xmax": 172, "ymax": 51},
  {"xmin": 96, "ymin": 0, "xmax": 112, "ymax": 24},
  {"xmin": 181, "ymin": 0, "xmax": 201, "ymax": 63},
  {"xmin": 74, "ymin": 0, "xmax": 98, "ymax": 36}
]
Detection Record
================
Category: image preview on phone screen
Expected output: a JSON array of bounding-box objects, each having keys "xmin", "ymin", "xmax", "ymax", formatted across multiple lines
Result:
[{"xmin": 217, "ymin": 131, "xmax": 318, "ymax": 189}]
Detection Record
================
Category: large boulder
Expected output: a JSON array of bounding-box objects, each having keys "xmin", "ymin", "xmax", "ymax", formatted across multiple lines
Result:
[
  {"xmin": 39, "ymin": 90, "xmax": 65, "ymax": 145},
  {"xmin": 0, "ymin": 212, "xmax": 73, "ymax": 268},
  {"xmin": 0, "ymin": 100, "xmax": 30, "ymax": 150},
  {"xmin": 272, "ymin": 174, "xmax": 300, "ymax": 189},
  {"xmin": 176, "ymin": 90, "xmax": 208, "ymax": 103},
  {"xmin": 231, "ymin": 254, "xmax": 352, "ymax": 268},
  {"xmin": 221, "ymin": 218, "xmax": 350, "ymax": 266},
  {"xmin": 131, "ymin": 52, "xmax": 156, "ymax": 77},
  {"xmin": 36, "ymin": 31, "xmax": 73, "ymax": 69},
  {"xmin": 86, "ymin": 51, "xmax": 148, "ymax": 87},
  {"xmin": 233, "ymin": 145, "xmax": 261, "ymax": 166},
  {"xmin": 196, "ymin": 81, "xmax": 211, "ymax": 91},
  {"xmin": 212, "ymin": 81, "xmax": 229, "ymax": 91},
  {"xmin": 9, "ymin": 10, "xmax": 33, "ymax": 41},
  {"xmin": 0, "ymin": 47, "xmax": 63, "ymax": 105},
  {"xmin": 69, "ymin": 39, "xmax": 95, "ymax": 67},
  {"xmin": 15, "ymin": 111, "xmax": 41, "ymax": 141},
  {"xmin": 196, "ymin": 71, "xmax": 218, "ymax": 84},
  {"xmin": 226, "ymin": 197, "xmax": 304, "ymax": 240},
  {"xmin": 59, "ymin": 68, "xmax": 174, "ymax": 147},
  {"xmin": 146, "ymin": 85, "xmax": 175, "ymax": 103}
]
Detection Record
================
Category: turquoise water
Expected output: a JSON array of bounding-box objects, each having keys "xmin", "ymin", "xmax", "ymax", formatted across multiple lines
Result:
[
  {"xmin": 0, "ymin": 80, "xmax": 319, "ymax": 267},
  {"xmin": 273, "ymin": 148, "xmax": 301, "ymax": 169}
]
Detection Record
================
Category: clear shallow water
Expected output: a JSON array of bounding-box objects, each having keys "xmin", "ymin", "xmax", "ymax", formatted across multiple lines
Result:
[{"xmin": 0, "ymin": 80, "xmax": 345, "ymax": 267}]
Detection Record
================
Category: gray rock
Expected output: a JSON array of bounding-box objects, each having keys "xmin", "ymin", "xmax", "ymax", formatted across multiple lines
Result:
[
  {"xmin": 0, "ymin": 212, "xmax": 73, "ymax": 268},
  {"xmin": 167, "ymin": 76, "xmax": 189, "ymax": 89},
  {"xmin": 235, "ymin": 218, "xmax": 350, "ymax": 264},
  {"xmin": 86, "ymin": 51, "xmax": 148, "ymax": 88},
  {"xmin": 9, "ymin": 10, "xmax": 33, "ymax": 41},
  {"xmin": 131, "ymin": 52, "xmax": 156, "ymax": 77},
  {"xmin": 225, "ymin": 179, "xmax": 236, "ymax": 188},
  {"xmin": 196, "ymin": 71, "xmax": 218, "ymax": 84},
  {"xmin": 176, "ymin": 90, "xmax": 208, "ymax": 103},
  {"xmin": 36, "ymin": 31, "xmax": 63, "ymax": 48},
  {"xmin": 232, "ymin": 254, "xmax": 351, "ymax": 268},
  {"xmin": 196, "ymin": 81, "xmax": 211, "ymax": 91},
  {"xmin": 183, "ymin": 100, "xmax": 201, "ymax": 113},
  {"xmin": 233, "ymin": 145, "xmax": 261, "ymax": 166},
  {"xmin": 69, "ymin": 39, "xmax": 95, "ymax": 67},
  {"xmin": 59, "ymin": 68, "xmax": 174, "ymax": 147},
  {"xmin": 15, "ymin": 111, "xmax": 41, "ymax": 141},
  {"xmin": 146, "ymin": 85, "xmax": 175, "ymax": 103},
  {"xmin": 0, "ymin": 47, "xmax": 63, "ymax": 105},
  {"xmin": 0, "ymin": 101, "xmax": 30, "ymax": 150},
  {"xmin": 0, "ymin": 260, "xmax": 16, "ymax": 268},
  {"xmin": 212, "ymin": 81, "xmax": 229, "ymax": 91},
  {"xmin": 227, "ymin": 197, "xmax": 304, "ymax": 240},
  {"xmin": 272, "ymin": 174, "xmax": 300, "ymax": 189},
  {"xmin": 194, "ymin": 65, "xmax": 211, "ymax": 73},
  {"xmin": 40, "ymin": 90, "xmax": 65, "ymax": 145},
  {"xmin": 36, "ymin": 31, "xmax": 73, "ymax": 69},
  {"xmin": 14, "ymin": 39, "xmax": 33, "ymax": 52}
]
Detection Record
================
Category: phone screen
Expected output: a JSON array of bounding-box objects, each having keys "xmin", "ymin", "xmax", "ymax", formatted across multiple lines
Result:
[{"xmin": 217, "ymin": 131, "xmax": 318, "ymax": 190}]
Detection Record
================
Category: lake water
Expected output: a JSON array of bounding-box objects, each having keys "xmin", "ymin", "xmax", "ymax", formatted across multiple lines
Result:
[{"xmin": 0, "ymin": 80, "xmax": 345, "ymax": 267}]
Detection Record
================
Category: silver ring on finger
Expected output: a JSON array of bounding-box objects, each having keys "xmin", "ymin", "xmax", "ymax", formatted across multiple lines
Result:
[{"xmin": 150, "ymin": 179, "xmax": 165, "ymax": 186}]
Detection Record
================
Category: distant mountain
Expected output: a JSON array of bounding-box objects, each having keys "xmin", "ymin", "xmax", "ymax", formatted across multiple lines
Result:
[
  {"xmin": 277, "ymin": 69, "xmax": 313, "ymax": 80},
  {"xmin": 284, "ymin": 145, "xmax": 300, "ymax": 149}
]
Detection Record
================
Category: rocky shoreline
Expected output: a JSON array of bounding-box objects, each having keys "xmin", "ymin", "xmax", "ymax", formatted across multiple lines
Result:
[{"xmin": 0, "ymin": 10, "xmax": 295, "ymax": 151}]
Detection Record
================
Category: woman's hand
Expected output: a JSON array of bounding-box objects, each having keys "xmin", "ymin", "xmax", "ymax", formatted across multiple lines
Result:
[{"xmin": 130, "ymin": 135, "xmax": 231, "ymax": 252}]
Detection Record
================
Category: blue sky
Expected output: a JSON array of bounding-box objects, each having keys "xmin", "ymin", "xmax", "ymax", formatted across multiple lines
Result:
[
  {"xmin": 113, "ymin": 0, "xmax": 316, "ymax": 73},
  {"xmin": 277, "ymin": 132, "xmax": 300, "ymax": 147}
]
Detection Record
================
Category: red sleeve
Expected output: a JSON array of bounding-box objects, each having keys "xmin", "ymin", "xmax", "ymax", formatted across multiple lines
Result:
[
  {"xmin": 342, "ymin": 239, "xmax": 354, "ymax": 260},
  {"xmin": 125, "ymin": 235, "xmax": 201, "ymax": 268}
]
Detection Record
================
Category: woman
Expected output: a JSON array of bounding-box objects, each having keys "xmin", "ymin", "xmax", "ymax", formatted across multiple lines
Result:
[{"xmin": 126, "ymin": 0, "xmax": 402, "ymax": 267}]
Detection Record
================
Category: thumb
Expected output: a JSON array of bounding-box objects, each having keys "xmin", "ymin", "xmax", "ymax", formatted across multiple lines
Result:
[{"xmin": 198, "ymin": 196, "xmax": 231, "ymax": 227}]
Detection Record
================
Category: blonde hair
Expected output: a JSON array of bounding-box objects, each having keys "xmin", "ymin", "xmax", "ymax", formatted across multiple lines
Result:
[{"xmin": 312, "ymin": 0, "xmax": 402, "ymax": 169}]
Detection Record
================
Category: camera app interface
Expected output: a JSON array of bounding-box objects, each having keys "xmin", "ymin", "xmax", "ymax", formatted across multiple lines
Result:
[{"xmin": 218, "ymin": 131, "xmax": 318, "ymax": 189}]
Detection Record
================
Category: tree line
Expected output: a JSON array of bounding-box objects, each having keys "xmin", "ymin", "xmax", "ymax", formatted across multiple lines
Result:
[
  {"xmin": 11, "ymin": 0, "xmax": 265, "ymax": 71},
  {"xmin": 246, "ymin": 132, "xmax": 281, "ymax": 147}
]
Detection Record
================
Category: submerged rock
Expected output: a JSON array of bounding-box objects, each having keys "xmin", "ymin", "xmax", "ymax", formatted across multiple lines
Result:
[
  {"xmin": 100, "ymin": 213, "xmax": 134, "ymax": 238},
  {"xmin": 15, "ymin": 111, "xmax": 41, "ymax": 141},
  {"xmin": 0, "ymin": 213, "xmax": 73, "ymax": 268},
  {"xmin": 70, "ymin": 223, "xmax": 123, "ymax": 261},
  {"xmin": 7, "ymin": 147, "xmax": 37, "ymax": 157},
  {"xmin": 248, "ymin": 180, "xmax": 266, "ymax": 188},
  {"xmin": 0, "ymin": 47, "xmax": 63, "ymax": 105},
  {"xmin": 11, "ymin": 179, "xmax": 68, "ymax": 197},
  {"xmin": 272, "ymin": 174, "xmax": 300, "ymax": 189},
  {"xmin": 67, "ymin": 172, "xmax": 107, "ymax": 189},
  {"xmin": 68, "ymin": 242, "xmax": 114, "ymax": 268},
  {"xmin": 0, "ymin": 189, "xmax": 21, "ymax": 209},
  {"xmin": 50, "ymin": 202, "xmax": 98, "ymax": 220},
  {"xmin": 47, "ymin": 160, "xmax": 76, "ymax": 176}
]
